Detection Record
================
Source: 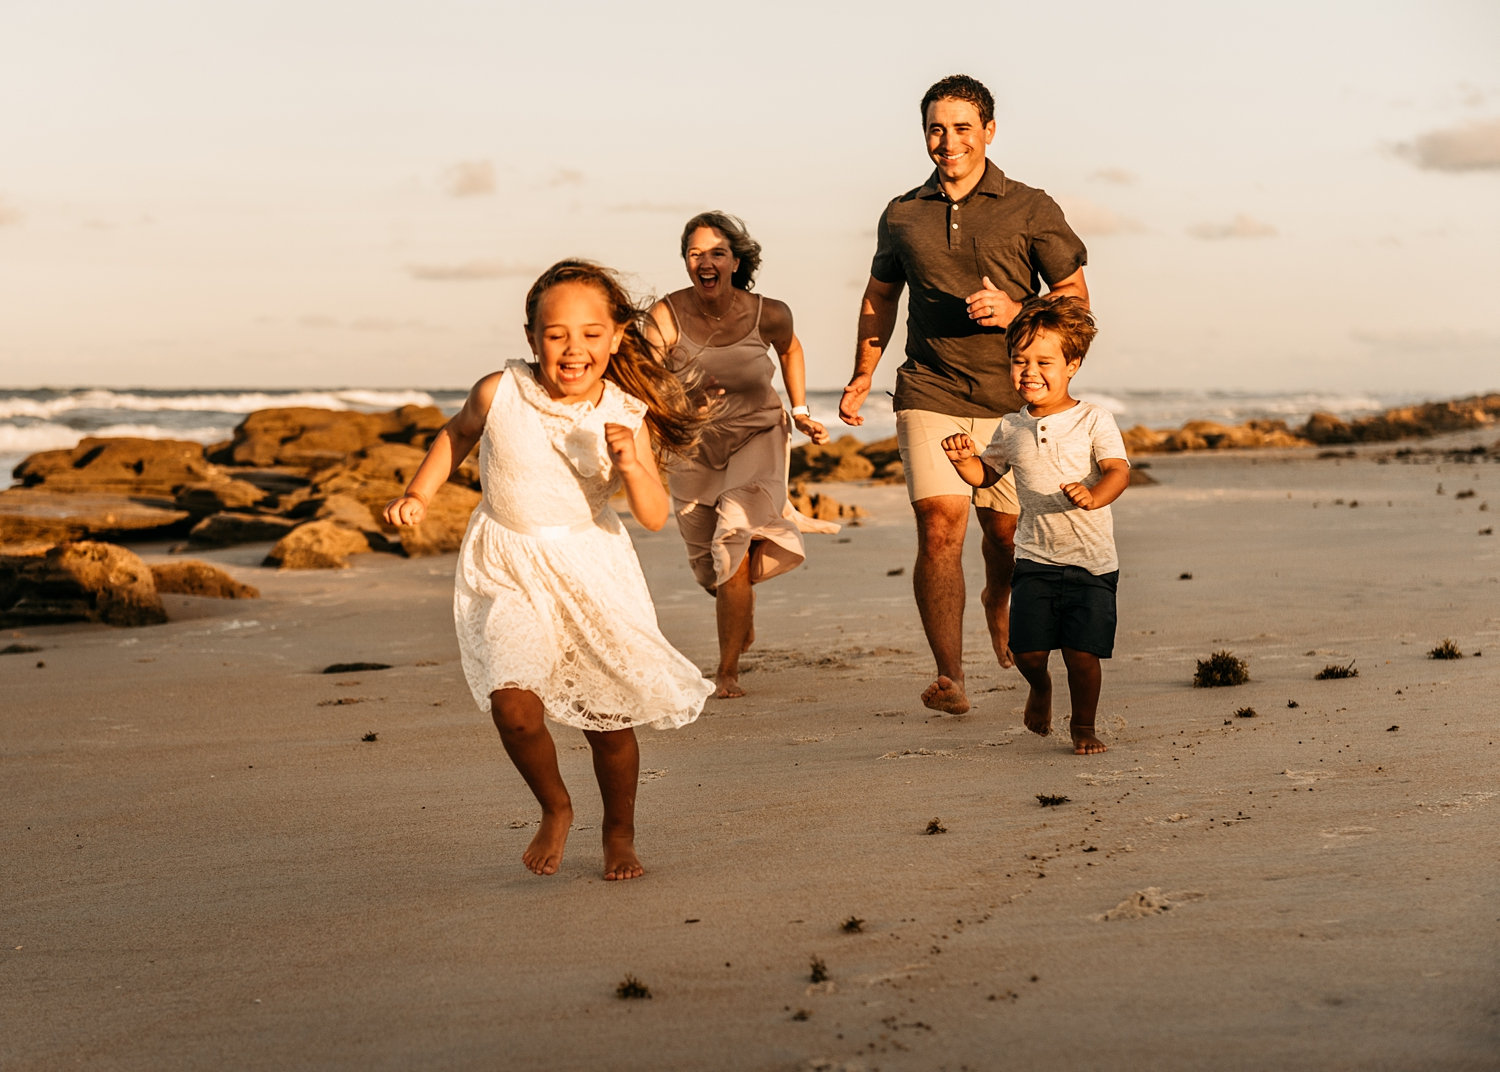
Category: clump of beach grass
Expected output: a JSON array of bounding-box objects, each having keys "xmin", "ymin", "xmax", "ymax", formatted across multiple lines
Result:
[
  {"xmin": 615, "ymin": 974, "xmax": 652, "ymax": 1000},
  {"xmin": 1428, "ymin": 639, "xmax": 1463, "ymax": 660},
  {"xmin": 1315, "ymin": 660, "xmax": 1358, "ymax": 680},
  {"xmin": 1194, "ymin": 651, "xmax": 1249, "ymax": 688}
]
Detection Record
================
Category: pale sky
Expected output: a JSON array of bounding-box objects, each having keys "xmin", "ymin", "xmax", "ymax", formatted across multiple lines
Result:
[{"xmin": 2, "ymin": 0, "xmax": 1497, "ymax": 395}]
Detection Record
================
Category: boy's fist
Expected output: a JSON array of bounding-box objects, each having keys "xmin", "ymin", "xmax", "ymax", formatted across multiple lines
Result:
[
  {"xmin": 1061, "ymin": 481, "xmax": 1096, "ymax": 510},
  {"xmin": 941, "ymin": 433, "xmax": 978, "ymax": 462}
]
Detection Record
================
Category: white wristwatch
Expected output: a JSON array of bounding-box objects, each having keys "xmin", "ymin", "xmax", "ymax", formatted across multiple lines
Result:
[{"xmin": 791, "ymin": 405, "xmax": 810, "ymax": 417}]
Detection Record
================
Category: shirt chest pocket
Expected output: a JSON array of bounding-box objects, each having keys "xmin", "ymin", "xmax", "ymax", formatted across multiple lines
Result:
[{"xmin": 1048, "ymin": 438, "xmax": 1095, "ymax": 484}]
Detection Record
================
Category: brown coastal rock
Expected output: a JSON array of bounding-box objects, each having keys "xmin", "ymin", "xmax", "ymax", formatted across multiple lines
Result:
[
  {"xmin": 789, "ymin": 484, "xmax": 868, "ymax": 523},
  {"xmin": 174, "ymin": 478, "xmax": 271, "ymax": 517},
  {"xmin": 151, "ymin": 561, "xmax": 260, "ymax": 599},
  {"xmin": 187, "ymin": 512, "xmax": 300, "ymax": 548},
  {"xmin": 217, "ymin": 405, "xmax": 447, "ymax": 469},
  {"xmin": 264, "ymin": 520, "xmax": 375, "ymax": 570},
  {"xmin": 14, "ymin": 438, "xmax": 215, "ymax": 493},
  {"xmin": 0, "ymin": 541, "xmax": 166, "ymax": 627},
  {"xmin": 0, "ymin": 488, "xmax": 192, "ymax": 546}
]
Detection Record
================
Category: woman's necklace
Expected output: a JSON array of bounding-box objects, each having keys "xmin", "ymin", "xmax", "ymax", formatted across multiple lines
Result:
[{"xmin": 692, "ymin": 290, "xmax": 733, "ymax": 323}]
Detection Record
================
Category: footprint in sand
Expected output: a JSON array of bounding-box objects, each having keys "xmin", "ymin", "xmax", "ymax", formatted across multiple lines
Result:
[
  {"xmin": 1093, "ymin": 887, "xmax": 1207, "ymax": 922},
  {"xmin": 1320, "ymin": 826, "xmax": 1376, "ymax": 845}
]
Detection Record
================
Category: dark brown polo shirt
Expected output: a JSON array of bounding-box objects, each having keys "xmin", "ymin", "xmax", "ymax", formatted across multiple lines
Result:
[{"xmin": 871, "ymin": 161, "xmax": 1087, "ymax": 417}]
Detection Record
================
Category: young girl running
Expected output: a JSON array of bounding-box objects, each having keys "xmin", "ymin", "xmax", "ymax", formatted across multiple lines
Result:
[{"xmin": 384, "ymin": 260, "xmax": 713, "ymax": 881}]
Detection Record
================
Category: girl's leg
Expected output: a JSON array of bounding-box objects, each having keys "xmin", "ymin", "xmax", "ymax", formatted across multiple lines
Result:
[
  {"xmin": 1060, "ymin": 648, "xmax": 1108, "ymax": 754},
  {"xmin": 1013, "ymin": 650, "xmax": 1053, "ymax": 736},
  {"xmin": 583, "ymin": 727, "xmax": 643, "ymax": 881},
  {"xmin": 491, "ymin": 688, "xmax": 573, "ymax": 875},
  {"xmin": 714, "ymin": 550, "xmax": 756, "ymax": 699}
]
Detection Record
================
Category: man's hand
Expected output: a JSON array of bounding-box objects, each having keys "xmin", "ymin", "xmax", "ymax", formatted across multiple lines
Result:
[
  {"xmin": 966, "ymin": 275, "xmax": 1022, "ymax": 329},
  {"xmin": 941, "ymin": 433, "xmax": 978, "ymax": 462},
  {"xmin": 839, "ymin": 373, "xmax": 873, "ymax": 426}
]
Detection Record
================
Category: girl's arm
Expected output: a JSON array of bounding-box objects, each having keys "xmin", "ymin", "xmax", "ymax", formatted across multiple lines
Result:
[
  {"xmin": 604, "ymin": 421, "xmax": 670, "ymax": 531},
  {"xmin": 763, "ymin": 300, "xmax": 830, "ymax": 445},
  {"xmin": 383, "ymin": 372, "xmax": 499, "ymax": 525}
]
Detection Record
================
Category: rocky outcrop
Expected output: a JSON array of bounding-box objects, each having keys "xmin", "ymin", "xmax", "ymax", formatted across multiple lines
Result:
[
  {"xmin": 151, "ymin": 561, "xmax": 260, "ymax": 599},
  {"xmin": 213, "ymin": 404, "xmax": 447, "ymax": 469},
  {"xmin": 0, "ymin": 541, "xmax": 167, "ymax": 627},
  {"xmin": 789, "ymin": 485, "xmax": 868, "ymax": 524},
  {"xmin": 13, "ymin": 437, "xmax": 218, "ymax": 493},
  {"xmin": 264, "ymin": 520, "xmax": 377, "ymax": 570},
  {"xmin": 0, "ymin": 489, "xmax": 192, "ymax": 546},
  {"xmin": 186, "ymin": 512, "xmax": 300, "ymax": 547}
]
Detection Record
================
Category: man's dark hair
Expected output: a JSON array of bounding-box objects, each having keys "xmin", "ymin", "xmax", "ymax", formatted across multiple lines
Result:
[{"xmin": 920, "ymin": 74, "xmax": 995, "ymax": 126}]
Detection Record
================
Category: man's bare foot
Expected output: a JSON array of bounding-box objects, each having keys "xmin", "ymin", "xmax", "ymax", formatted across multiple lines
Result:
[
  {"xmin": 602, "ymin": 835, "xmax": 644, "ymax": 881},
  {"xmin": 522, "ymin": 806, "xmax": 573, "ymax": 875},
  {"xmin": 921, "ymin": 675, "xmax": 970, "ymax": 714},
  {"xmin": 1071, "ymin": 727, "xmax": 1108, "ymax": 754},
  {"xmin": 714, "ymin": 672, "xmax": 745, "ymax": 699},
  {"xmin": 1023, "ymin": 686, "xmax": 1052, "ymax": 736}
]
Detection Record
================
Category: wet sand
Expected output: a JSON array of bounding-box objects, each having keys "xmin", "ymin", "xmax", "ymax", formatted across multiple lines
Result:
[{"xmin": 4, "ymin": 434, "xmax": 1498, "ymax": 1070}]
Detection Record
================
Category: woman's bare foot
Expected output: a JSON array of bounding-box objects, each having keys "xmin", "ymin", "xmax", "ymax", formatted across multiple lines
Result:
[
  {"xmin": 921, "ymin": 675, "xmax": 970, "ymax": 714},
  {"xmin": 1023, "ymin": 685, "xmax": 1053, "ymax": 736},
  {"xmin": 522, "ymin": 805, "xmax": 573, "ymax": 875},
  {"xmin": 714, "ymin": 671, "xmax": 745, "ymax": 699},
  {"xmin": 602, "ymin": 835, "xmax": 644, "ymax": 881},
  {"xmin": 1071, "ymin": 726, "xmax": 1108, "ymax": 754}
]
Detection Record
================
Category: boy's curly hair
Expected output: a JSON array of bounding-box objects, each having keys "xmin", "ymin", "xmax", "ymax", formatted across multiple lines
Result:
[{"xmin": 1006, "ymin": 296, "xmax": 1097, "ymax": 365}]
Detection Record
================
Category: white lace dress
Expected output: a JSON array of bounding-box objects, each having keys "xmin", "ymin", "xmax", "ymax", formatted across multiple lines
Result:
[{"xmin": 454, "ymin": 362, "xmax": 712, "ymax": 730}]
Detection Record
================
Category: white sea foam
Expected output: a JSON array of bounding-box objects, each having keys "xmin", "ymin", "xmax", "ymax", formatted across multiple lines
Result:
[
  {"xmin": 0, "ymin": 388, "xmax": 438, "ymax": 420},
  {"xmin": 0, "ymin": 421, "xmax": 229, "ymax": 454}
]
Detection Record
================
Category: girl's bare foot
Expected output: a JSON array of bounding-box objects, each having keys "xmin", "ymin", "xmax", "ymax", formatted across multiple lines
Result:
[
  {"xmin": 1023, "ymin": 686, "xmax": 1053, "ymax": 736},
  {"xmin": 522, "ymin": 806, "xmax": 573, "ymax": 875},
  {"xmin": 714, "ymin": 671, "xmax": 745, "ymax": 699},
  {"xmin": 921, "ymin": 675, "xmax": 970, "ymax": 714},
  {"xmin": 1071, "ymin": 726, "xmax": 1108, "ymax": 754},
  {"xmin": 602, "ymin": 835, "xmax": 644, "ymax": 881}
]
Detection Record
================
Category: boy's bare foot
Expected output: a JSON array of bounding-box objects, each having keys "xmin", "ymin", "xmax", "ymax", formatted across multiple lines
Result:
[
  {"xmin": 1071, "ymin": 726, "xmax": 1108, "ymax": 754},
  {"xmin": 602, "ymin": 835, "xmax": 644, "ymax": 881},
  {"xmin": 714, "ymin": 672, "xmax": 745, "ymax": 699},
  {"xmin": 522, "ymin": 806, "xmax": 573, "ymax": 876},
  {"xmin": 1023, "ymin": 686, "xmax": 1052, "ymax": 736},
  {"xmin": 981, "ymin": 586, "xmax": 1015, "ymax": 669},
  {"xmin": 922, "ymin": 675, "xmax": 970, "ymax": 714}
]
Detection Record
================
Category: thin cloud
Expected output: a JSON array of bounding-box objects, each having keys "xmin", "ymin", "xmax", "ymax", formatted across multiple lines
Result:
[
  {"xmin": 1056, "ymin": 196, "xmax": 1144, "ymax": 237},
  {"xmin": 0, "ymin": 197, "xmax": 20, "ymax": 227},
  {"xmin": 1089, "ymin": 167, "xmax": 1136, "ymax": 186},
  {"xmin": 1187, "ymin": 214, "xmax": 1277, "ymax": 240},
  {"xmin": 351, "ymin": 316, "xmax": 446, "ymax": 334},
  {"xmin": 1394, "ymin": 117, "xmax": 1500, "ymax": 172},
  {"xmin": 443, "ymin": 160, "xmax": 495, "ymax": 197},
  {"xmin": 609, "ymin": 200, "xmax": 698, "ymax": 215},
  {"xmin": 299, "ymin": 314, "xmax": 341, "ymax": 328},
  {"xmin": 546, "ymin": 169, "xmax": 585, "ymax": 188},
  {"xmin": 407, "ymin": 260, "xmax": 539, "ymax": 281}
]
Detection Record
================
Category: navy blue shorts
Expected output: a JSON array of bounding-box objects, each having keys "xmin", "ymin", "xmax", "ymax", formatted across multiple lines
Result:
[{"xmin": 1009, "ymin": 559, "xmax": 1119, "ymax": 658}]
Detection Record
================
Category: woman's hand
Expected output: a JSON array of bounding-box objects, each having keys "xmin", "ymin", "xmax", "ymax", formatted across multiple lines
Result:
[
  {"xmin": 793, "ymin": 413, "xmax": 830, "ymax": 445},
  {"xmin": 383, "ymin": 493, "xmax": 429, "ymax": 526}
]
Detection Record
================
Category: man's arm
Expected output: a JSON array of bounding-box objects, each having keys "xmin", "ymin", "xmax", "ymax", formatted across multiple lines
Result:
[
  {"xmin": 1044, "ymin": 266, "xmax": 1089, "ymax": 306},
  {"xmin": 840, "ymin": 275, "xmax": 904, "ymax": 426}
]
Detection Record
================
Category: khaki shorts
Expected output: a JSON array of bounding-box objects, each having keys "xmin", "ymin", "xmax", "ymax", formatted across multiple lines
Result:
[{"xmin": 897, "ymin": 409, "xmax": 1019, "ymax": 513}]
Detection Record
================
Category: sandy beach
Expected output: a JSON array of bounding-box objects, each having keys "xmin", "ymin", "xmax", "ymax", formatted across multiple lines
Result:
[{"xmin": 4, "ymin": 434, "xmax": 1498, "ymax": 1071}]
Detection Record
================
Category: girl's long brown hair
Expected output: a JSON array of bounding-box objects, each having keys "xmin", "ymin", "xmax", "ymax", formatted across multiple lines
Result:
[{"xmin": 524, "ymin": 259, "xmax": 704, "ymax": 458}]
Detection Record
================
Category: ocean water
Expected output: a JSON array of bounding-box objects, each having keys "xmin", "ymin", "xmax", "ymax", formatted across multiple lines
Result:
[{"xmin": 0, "ymin": 384, "xmax": 1436, "ymax": 489}]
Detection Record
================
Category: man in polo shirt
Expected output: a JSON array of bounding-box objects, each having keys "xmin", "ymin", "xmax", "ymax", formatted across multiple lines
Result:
[{"xmin": 839, "ymin": 73, "xmax": 1089, "ymax": 715}]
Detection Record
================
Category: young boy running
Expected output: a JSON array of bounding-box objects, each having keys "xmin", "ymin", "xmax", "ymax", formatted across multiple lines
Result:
[{"xmin": 941, "ymin": 296, "xmax": 1128, "ymax": 754}]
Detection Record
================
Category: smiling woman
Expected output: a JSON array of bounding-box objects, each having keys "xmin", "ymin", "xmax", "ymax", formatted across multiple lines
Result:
[{"xmin": 648, "ymin": 212, "xmax": 838, "ymax": 700}]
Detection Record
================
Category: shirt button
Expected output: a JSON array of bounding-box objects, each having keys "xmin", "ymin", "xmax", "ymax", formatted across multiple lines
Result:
[
  {"xmin": 951, "ymin": 223, "xmax": 958, "ymax": 229},
  {"xmin": 1040, "ymin": 437, "xmax": 1048, "ymax": 442}
]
